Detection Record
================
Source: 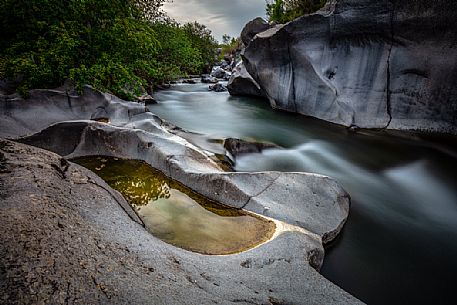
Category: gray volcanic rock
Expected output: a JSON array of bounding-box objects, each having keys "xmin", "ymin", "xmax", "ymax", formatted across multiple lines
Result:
[
  {"xmin": 240, "ymin": 17, "xmax": 274, "ymax": 46},
  {"xmin": 210, "ymin": 66, "xmax": 228, "ymax": 79},
  {"xmin": 0, "ymin": 139, "xmax": 362, "ymax": 304},
  {"xmin": 1, "ymin": 85, "xmax": 351, "ymax": 243},
  {"xmin": 200, "ymin": 74, "xmax": 218, "ymax": 83},
  {"xmin": 0, "ymin": 86, "xmax": 361, "ymax": 303},
  {"xmin": 223, "ymin": 138, "xmax": 278, "ymax": 156},
  {"xmin": 0, "ymin": 86, "xmax": 147, "ymax": 138},
  {"xmin": 209, "ymin": 83, "xmax": 227, "ymax": 92},
  {"xmin": 241, "ymin": 0, "xmax": 457, "ymax": 134},
  {"xmin": 17, "ymin": 120, "xmax": 350, "ymax": 244},
  {"xmin": 227, "ymin": 62, "xmax": 265, "ymax": 98}
]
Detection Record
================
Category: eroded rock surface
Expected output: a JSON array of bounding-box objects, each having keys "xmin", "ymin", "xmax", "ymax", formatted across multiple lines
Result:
[
  {"xmin": 17, "ymin": 120, "xmax": 350, "ymax": 244},
  {"xmin": 0, "ymin": 86, "xmax": 360, "ymax": 304},
  {"xmin": 239, "ymin": 0, "xmax": 457, "ymax": 134},
  {"xmin": 0, "ymin": 140, "xmax": 362, "ymax": 304}
]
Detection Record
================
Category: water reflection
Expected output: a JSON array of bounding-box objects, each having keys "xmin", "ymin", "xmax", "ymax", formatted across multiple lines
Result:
[{"xmin": 73, "ymin": 156, "xmax": 275, "ymax": 255}]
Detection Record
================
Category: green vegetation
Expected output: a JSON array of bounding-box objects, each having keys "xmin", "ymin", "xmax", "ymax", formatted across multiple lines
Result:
[
  {"xmin": 266, "ymin": 0, "xmax": 326, "ymax": 23},
  {"xmin": 0, "ymin": 0, "xmax": 218, "ymax": 99},
  {"xmin": 182, "ymin": 22, "xmax": 219, "ymax": 73},
  {"xmin": 218, "ymin": 35, "xmax": 241, "ymax": 62}
]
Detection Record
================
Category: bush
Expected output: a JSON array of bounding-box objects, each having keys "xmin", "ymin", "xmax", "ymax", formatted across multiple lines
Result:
[{"xmin": 0, "ymin": 0, "xmax": 218, "ymax": 99}]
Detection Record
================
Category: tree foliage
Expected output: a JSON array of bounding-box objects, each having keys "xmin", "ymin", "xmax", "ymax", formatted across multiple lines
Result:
[
  {"xmin": 182, "ymin": 22, "xmax": 219, "ymax": 73},
  {"xmin": 219, "ymin": 35, "xmax": 241, "ymax": 62},
  {"xmin": 0, "ymin": 0, "xmax": 218, "ymax": 99},
  {"xmin": 266, "ymin": 0, "xmax": 326, "ymax": 23}
]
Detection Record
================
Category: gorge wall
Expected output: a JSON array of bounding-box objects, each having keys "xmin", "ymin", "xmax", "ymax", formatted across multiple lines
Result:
[{"xmin": 230, "ymin": 0, "xmax": 457, "ymax": 134}]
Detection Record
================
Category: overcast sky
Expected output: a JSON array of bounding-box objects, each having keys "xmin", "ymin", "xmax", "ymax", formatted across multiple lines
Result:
[{"xmin": 163, "ymin": 0, "xmax": 267, "ymax": 42}]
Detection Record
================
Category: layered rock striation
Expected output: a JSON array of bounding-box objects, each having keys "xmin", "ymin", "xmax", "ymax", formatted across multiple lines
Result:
[{"xmin": 234, "ymin": 0, "xmax": 457, "ymax": 134}]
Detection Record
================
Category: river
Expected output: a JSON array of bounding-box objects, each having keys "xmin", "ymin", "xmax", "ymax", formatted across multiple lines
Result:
[{"xmin": 151, "ymin": 82, "xmax": 457, "ymax": 305}]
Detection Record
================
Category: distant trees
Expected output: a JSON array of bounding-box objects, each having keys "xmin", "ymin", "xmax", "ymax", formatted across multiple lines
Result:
[
  {"xmin": 182, "ymin": 22, "xmax": 219, "ymax": 73},
  {"xmin": 266, "ymin": 0, "xmax": 326, "ymax": 23},
  {"xmin": 0, "ymin": 0, "xmax": 218, "ymax": 99},
  {"xmin": 219, "ymin": 35, "xmax": 241, "ymax": 62}
]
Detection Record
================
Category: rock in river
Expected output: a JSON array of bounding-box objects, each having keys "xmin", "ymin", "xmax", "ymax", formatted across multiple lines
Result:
[
  {"xmin": 227, "ymin": 62, "xmax": 265, "ymax": 98},
  {"xmin": 210, "ymin": 66, "xmax": 229, "ymax": 79},
  {"xmin": 201, "ymin": 74, "xmax": 218, "ymax": 83},
  {"xmin": 209, "ymin": 83, "xmax": 227, "ymax": 92},
  {"xmin": 239, "ymin": 0, "xmax": 457, "ymax": 134}
]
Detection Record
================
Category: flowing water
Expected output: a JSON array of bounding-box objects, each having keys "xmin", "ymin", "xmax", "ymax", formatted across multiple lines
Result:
[
  {"xmin": 151, "ymin": 82, "xmax": 457, "ymax": 305},
  {"xmin": 73, "ymin": 156, "xmax": 275, "ymax": 255}
]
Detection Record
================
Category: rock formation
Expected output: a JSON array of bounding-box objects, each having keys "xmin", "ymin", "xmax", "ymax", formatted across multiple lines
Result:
[
  {"xmin": 0, "ymin": 86, "xmax": 362, "ymax": 304},
  {"xmin": 227, "ymin": 62, "xmax": 265, "ymax": 97},
  {"xmin": 233, "ymin": 0, "xmax": 457, "ymax": 134},
  {"xmin": 240, "ymin": 17, "xmax": 275, "ymax": 46},
  {"xmin": 0, "ymin": 139, "xmax": 360, "ymax": 304}
]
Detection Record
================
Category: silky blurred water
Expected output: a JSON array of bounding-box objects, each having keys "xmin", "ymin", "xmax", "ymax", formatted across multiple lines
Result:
[{"xmin": 151, "ymin": 82, "xmax": 457, "ymax": 305}]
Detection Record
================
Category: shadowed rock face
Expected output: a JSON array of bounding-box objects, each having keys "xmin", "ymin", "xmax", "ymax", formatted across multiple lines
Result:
[
  {"xmin": 239, "ymin": 0, "xmax": 457, "ymax": 134},
  {"xmin": 227, "ymin": 62, "xmax": 265, "ymax": 98},
  {"xmin": 240, "ymin": 17, "xmax": 275, "ymax": 46},
  {"xmin": 0, "ymin": 86, "xmax": 361, "ymax": 303}
]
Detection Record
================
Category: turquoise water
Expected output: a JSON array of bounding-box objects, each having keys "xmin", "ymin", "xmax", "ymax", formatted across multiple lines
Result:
[{"xmin": 151, "ymin": 82, "xmax": 457, "ymax": 305}]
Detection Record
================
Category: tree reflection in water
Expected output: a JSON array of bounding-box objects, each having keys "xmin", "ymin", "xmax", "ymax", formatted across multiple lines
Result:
[
  {"xmin": 72, "ymin": 155, "xmax": 276, "ymax": 255},
  {"xmin": 75, "ymin": 156, "xmax": 171, "ymax": 206}
]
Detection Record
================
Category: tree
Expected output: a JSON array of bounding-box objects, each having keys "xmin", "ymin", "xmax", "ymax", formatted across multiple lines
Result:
[
  {"xmin": 0, "ymin": 0, "xmax": 218, "ymax": 99},
  {"xmin": 182, "ymin": 22, "xmax": 218, "ymax": 73},
  {"xmin": 222, "ymin": 34, "xmax": 232, "ymax": 45},
  {"xmin": 266, "ymin": 0, "xmax": 326, "ymax": 23},
  {"xmin": 266, "ymin": 0, "xmax": 287, "ymax": 23}
]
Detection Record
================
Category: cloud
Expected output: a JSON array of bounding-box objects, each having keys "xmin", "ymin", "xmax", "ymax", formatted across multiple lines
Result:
[{"xmin": 162, "ymin": 0, "xmax": 267, "ymax": 41}]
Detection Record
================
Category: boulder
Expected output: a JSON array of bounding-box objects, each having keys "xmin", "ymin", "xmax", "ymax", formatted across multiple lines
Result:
[
  {"xmin": 208, "ymin": 83, "xmax": 227, "ymax": 92},
  {"xmin": 227, "ymin": 62, "xmax": 265, "ymax": 97},
  {"xmin": 223, "ymin": 71, "xmax": 232, "ymax": 81},
  {"xmin": 0, "ymin": 139, "xmax": 362, "ymax": 304},
  {"xmin": 200, "ymin": 74, "xmax": 218, "ymax": 83},
  {"xmin": 240, "ymin": 17, "xmax": 274, "ymax": 46},
  {"xmin": 136, "ymin": 94, "xmax": 157, "ymax": 105},
  {"xmin": 242, "ymin": 0, "xmax": 457, "ymax": 134},
  {"xmin": 182, "ymin": 78, "xmax": 197, "ymax": 84},
  {"xmin": 223, "ymin": 138, "xmax": 278, "ymax": 157},
  {"xmin": 155, "ymin": 83, "xmax": 171, "ymax": 90},
  {"xmin": 210, "ymin": 66, "xmax": 228, "ymax": 79},
  {"xmin": 220, "ymin": 60, "xmax": 230, "ymax": 70}
]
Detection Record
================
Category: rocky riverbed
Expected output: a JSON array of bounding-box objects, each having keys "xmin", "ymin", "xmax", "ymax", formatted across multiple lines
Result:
[{"xmin": 0, "ymin": 86, "xmax": 361, "ymax": 304}]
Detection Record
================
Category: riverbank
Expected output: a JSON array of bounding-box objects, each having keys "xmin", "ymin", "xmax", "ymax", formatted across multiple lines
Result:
[{"xmin": 0, "ymin": 85, "xmax": 361, "ymax": 304}]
